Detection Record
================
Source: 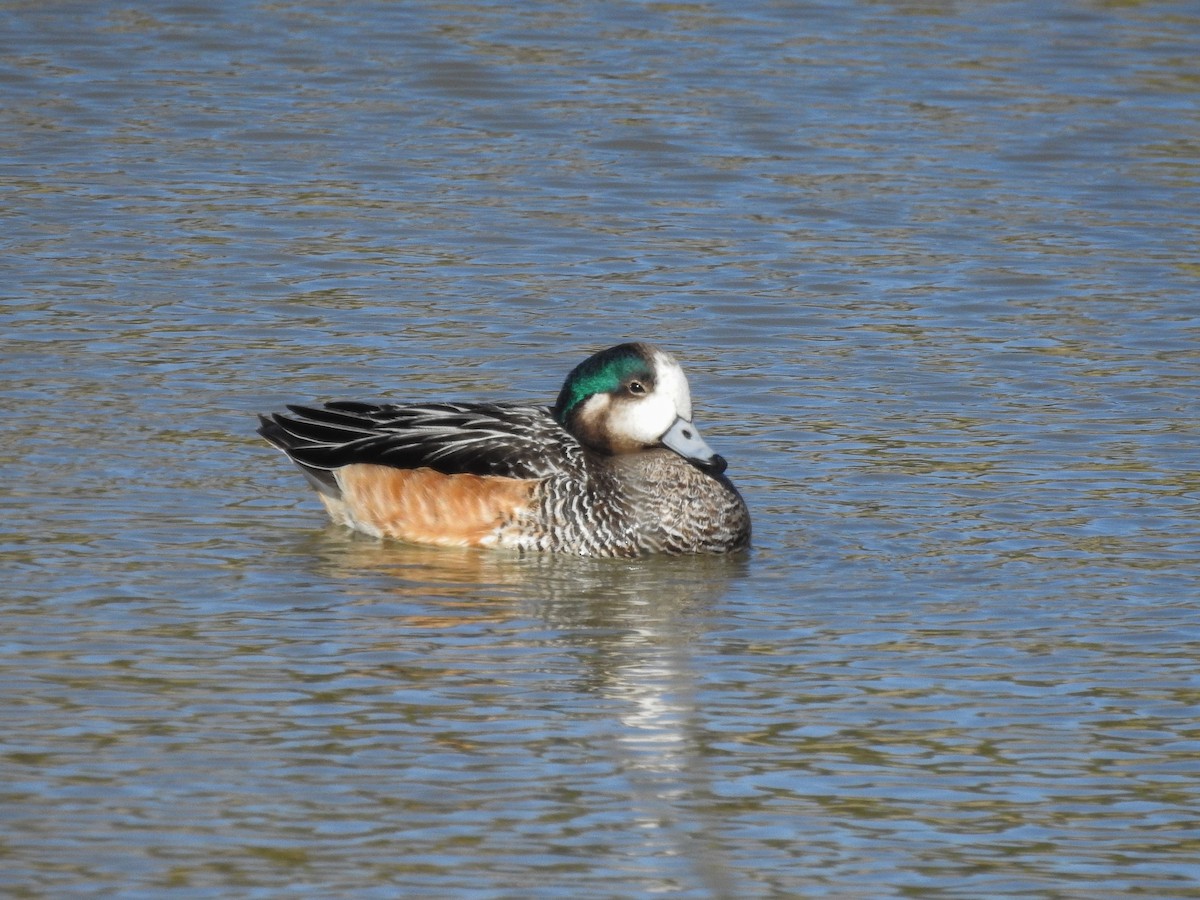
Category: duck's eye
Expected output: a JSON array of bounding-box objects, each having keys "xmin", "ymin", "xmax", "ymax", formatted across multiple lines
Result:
[{"xmin": 628, "ymin": 380, "xmax": 646, "ymax": 395}]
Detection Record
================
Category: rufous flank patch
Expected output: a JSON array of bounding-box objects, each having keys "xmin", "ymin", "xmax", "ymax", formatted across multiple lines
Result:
[{"xmin": 334, "ymin": 464, "xmax": 537, "ymax": 547}]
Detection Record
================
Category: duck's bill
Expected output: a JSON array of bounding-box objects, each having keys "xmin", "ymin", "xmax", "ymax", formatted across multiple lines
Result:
[{"xmin": 660, "ymin": 417, "xmax": 728, "ymax": 475}]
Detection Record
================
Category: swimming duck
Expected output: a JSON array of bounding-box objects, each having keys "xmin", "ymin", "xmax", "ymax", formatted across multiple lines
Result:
[{"xmin": 257, "ymin": 342, "xmax": 750, "ymax": 557}]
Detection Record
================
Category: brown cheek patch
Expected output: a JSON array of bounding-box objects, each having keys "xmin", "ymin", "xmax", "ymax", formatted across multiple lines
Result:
[{"xmin": 336, "ymin": 464, "xmax": 537, "ymax": 547}]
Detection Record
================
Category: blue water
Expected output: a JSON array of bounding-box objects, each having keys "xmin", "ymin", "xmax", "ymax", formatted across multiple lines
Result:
[{"xmin": 3, "ymin": 1, "xmax": 1199, "ymax": 896}]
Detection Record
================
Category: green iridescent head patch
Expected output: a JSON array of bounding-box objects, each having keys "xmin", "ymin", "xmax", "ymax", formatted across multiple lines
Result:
[{"xmin": 553, "ymin": 343, "xmax": 654, "ymax": 426}]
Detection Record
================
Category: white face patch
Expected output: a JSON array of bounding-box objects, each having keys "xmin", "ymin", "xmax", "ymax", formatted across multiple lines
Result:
[
  {"xmin": 602, "ymin": 349, "xmax": 695, "ymax": 448},
  {"xmin": 651, "ymin": 349, "xmax": 693, "ymax": 421},
  {"xmin": 572, "ymin": 345, "xmax": 721, "ymax": 465}
]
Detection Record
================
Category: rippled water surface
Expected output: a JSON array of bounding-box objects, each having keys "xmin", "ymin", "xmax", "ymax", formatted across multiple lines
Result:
[{"xmin": 3, "ymin": 1, "xmax": 1199, "ymax": 896}]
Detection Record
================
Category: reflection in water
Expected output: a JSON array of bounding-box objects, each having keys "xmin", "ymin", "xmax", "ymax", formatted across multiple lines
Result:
[
  {"xmin": 306, "ymin": 527, "xmax": 747, "ymax": 620},
  {"xmin": 306, "ymin": 529, "xmax": 748, "ymax": 894},
  {"xmin": 607, "ymin": 635, "xmax": 741, "ymax": 899},
  {"xmin": 537, "ymin": 557, "xmax": 747, "ymax": 898}
]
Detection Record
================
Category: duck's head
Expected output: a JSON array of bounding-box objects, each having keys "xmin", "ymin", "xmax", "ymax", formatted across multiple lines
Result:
[{"xmin": 552, "ymin": 342, "xmax": 728, "ymax": 475}]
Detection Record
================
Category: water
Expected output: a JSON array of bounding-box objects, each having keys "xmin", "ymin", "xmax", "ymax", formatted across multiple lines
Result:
[{"xmin": 3, "ymin": 0, "xmax": 1199, "ymax": 896}]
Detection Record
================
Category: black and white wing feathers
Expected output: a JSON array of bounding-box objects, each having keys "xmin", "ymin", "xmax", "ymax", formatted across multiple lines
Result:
[{"xmin": 258, "ymin": 400, "xmax": 584, "ymax": 481}]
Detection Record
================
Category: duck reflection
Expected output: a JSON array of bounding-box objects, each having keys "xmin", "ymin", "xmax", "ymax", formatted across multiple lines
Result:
[
  {"xmin": 304, "ymin": 528, "xmax": 747, "ymax": 628},
  {"xmin": 302, "ymin": 531, "xmax": 747, "ymax": 894}
]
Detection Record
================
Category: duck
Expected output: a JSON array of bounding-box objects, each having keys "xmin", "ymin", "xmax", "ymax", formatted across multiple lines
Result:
[{"xmin": 257, "ymin": 342, "xmax": 750, "ymax": 557}]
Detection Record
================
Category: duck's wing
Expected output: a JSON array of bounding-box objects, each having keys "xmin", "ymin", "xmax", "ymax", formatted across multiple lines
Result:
[{"xmin": 257, "ymin": 400, "xmax": 584, "ymax": 481}]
